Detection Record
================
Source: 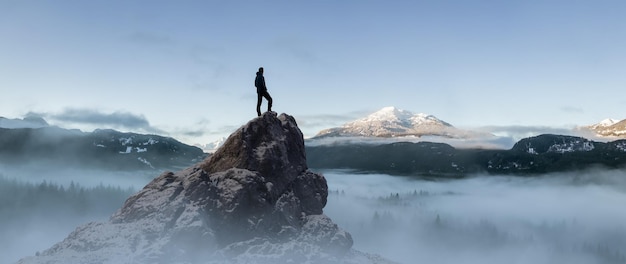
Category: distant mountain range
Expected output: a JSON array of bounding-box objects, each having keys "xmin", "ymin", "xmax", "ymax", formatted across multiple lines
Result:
[
  {"xmin": 305, "ymin": 109, "xmax": 626, "ymax": 176},
  {"xmin": 3, "ymin": 110, "xmax": 625, "ymax": 175},
  {"xmin": 0, "ymin": 119, "xmax": 206, "ymax": 171},
  {"xmin": 0, "ymin": 116, "xmax": 49, "ymax": 129},
  {"xmin": 313, "ymin": 107, "xmax": 491, "ymax": 139},
  {"xmin": 306, "ymin": 134, "xmax": 626, "ymax": 177}
]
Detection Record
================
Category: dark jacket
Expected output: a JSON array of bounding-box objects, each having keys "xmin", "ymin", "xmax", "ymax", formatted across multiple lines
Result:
[{"xmin": 255, "ymin": 72, "xmax": 266, "ymax": 93}]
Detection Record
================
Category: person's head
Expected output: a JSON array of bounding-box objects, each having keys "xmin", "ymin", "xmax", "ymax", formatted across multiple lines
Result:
[{"xmin": 258, "ymin": 67, "xmax": 264, "ymax": 74}]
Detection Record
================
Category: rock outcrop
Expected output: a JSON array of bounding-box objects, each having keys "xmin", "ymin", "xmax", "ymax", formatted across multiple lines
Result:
[{"xmin": 18, "ymin": 112, "xmax": 387, "ymax": 264}]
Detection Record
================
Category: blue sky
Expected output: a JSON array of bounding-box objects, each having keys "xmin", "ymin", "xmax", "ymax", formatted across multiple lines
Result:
[{"xmin": 1, "ymin": 1, "xmax": 625, "ymax": 146}]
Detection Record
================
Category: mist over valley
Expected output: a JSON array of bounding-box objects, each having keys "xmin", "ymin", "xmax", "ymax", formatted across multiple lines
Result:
[{"xmin": 3, "ymin": 164, "xmax": 626, "ymax": 263}]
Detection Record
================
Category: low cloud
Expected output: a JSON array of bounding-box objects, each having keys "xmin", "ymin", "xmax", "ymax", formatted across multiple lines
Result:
[
  {"xmin": 477, "ymin": 125, "xmax": 577, "ymax": 142},
  {"xmin": 32, "ymin": 108, "xmax": 164, "ymax": 134}
]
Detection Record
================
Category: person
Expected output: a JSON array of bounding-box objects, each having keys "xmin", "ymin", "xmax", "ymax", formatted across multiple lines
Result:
[{"xmin": 255, "ymin": 67, "xmax": 273, "ymax": 116}]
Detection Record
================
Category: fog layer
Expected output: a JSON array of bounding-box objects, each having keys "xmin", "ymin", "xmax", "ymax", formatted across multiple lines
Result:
[
  {"xmin": 4, "ymin": 165, "xmax": 626, "ymax": 264},
  {"xmin": 323, "ymin": 170, "xmax": 626, "ymax": 264},
  {"xmin": 0, "ymin": 165, "xmax": 143, "ymax": 264}
]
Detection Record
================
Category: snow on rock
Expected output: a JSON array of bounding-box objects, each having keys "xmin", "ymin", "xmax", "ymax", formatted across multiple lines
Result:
[
  {"xmin": 143, "ymin": 138, "xmax": 159, "ymax": 145},
  {"xmin": 18, "ymin": 112, "xmax": 391, "ymax": 264},
  {"xmin": 119, "ymin": 137, "xmax": 133, "ymax": 146},
  {"xmin": 137, "ymin": 157, "xmax": 154, "ymax": 168},
  {"xmin": 119, "ymin": 146, "xmax": 132, "ymax": 154},
  {"xmin": 547, "ymin": 140, "xmax": 595, "ymax": 153}
]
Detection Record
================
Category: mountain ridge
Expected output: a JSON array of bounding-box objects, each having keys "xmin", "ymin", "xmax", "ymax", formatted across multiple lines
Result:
[
  {"xmin": 0, "ymin": 126, "xmax": 205, "ymax": 170},
  {"xmin": 306, "ymin": 134, "xmax": 626, "ymax": 176}
]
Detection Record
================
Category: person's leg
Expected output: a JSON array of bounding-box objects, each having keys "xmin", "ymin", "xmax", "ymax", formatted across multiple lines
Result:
[
  {"xmin": 264, "ymin": 91, "xmax": 273, "ymax": 112},
  {"xmin": 256, "ymin": 93, "xmax": 263, "ymax": 116}
]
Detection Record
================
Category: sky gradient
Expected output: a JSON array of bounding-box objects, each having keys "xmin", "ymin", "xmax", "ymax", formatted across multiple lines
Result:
[{"xmin": 1, "ymin": 1, "xmax": 625, "ymax": 146}]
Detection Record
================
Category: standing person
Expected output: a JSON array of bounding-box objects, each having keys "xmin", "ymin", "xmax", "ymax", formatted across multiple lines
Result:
[{"xmin": 255, "ymin": 67, "xmax": 273, "ymax": 116}]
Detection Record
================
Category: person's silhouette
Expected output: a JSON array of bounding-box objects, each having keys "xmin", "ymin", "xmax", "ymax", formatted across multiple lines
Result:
[{"xmin": 255, "ymin": 67, "xmax": 273, "ymax": 116}]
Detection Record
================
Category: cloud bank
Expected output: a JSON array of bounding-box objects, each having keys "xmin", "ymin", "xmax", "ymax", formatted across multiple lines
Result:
[{"xmin": 30, "ymin": 108, "xmax": 164, "ymax": 134}]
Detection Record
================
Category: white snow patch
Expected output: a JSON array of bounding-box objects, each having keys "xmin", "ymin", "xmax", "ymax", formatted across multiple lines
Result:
[
  {"xmin": 616, "ymin": 142, "xmax": 626, "ymax": 152},
  {"xmin": 548, "ymin": 140, "xmax": 594, "ymax": 153},
  {"xmin": 137, "ymin": 157, "xmax": 154, "ymax": 168},
  {"xmin": 119, "ymin": 146, "xmax": 132, "ymax": 154},
  {"xmin": 119, "ymin": 137, "xmax": 133, "ymax": 146},
  {"xmin": 143, "ymin": 138, "xmax": 159, "ymax": 145}
]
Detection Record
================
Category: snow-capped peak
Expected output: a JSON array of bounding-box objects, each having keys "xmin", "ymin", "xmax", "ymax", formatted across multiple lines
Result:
[
  {"xmin": 354, "ymin": 106, "xmax": 451, "ymax": 127},
  {"xmin": 585, "ymin": 118, "xmax": 626, "ymax": 138},
  {"xmin": 314, "ymin": 106, "xmax": 465, "ymax": 138},
  {"xmin": 598, "ymin": 118, "xmax": 619, "ymax": 127}
]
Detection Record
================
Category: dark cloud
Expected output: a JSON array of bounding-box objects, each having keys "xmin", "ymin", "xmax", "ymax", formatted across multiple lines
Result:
[
  {"xmin": 33, "ymin": 108, "xmax": 164, "ymax": 133},
  {"xmin": 180, "ymin": 130, "xmax": 207, "ymax": 137}
]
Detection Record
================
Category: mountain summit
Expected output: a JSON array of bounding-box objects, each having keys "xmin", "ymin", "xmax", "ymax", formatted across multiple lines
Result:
[
  {"xmin": 584, "ymin": 118, "xmax": 626, "ymax": 138},
  {"xmin": 19, "ymin": 112, "xmax": 389, "ymax": 264},
  {"xmin": 314, "ymin": 106, "xmax": 476, "ymax": 139}
]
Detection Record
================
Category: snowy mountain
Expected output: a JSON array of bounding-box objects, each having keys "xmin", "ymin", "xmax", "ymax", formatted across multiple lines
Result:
[
  {"xmin": 18, "ymin": 112, "xmax": 393, "ymax": 264},
  {"xmin": 583, "ymin": 118, "xmax": 626, "ymax": 138},
  {"xmin": 0, "ymin": 116, "xmax": 49, "ymax": 129},
  {"xmin": 313, "ymin": 106, "xmax": 486, "ymax": 139}
]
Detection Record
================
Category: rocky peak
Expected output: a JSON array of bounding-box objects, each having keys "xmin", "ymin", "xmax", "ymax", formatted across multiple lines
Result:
[
  {"xmin": 202, "ymin": 112, "xmax": 306, "ymax": 182},
  {"xmin": 18, "ymin": 112, "xmax": 381, "ymax": 264}
]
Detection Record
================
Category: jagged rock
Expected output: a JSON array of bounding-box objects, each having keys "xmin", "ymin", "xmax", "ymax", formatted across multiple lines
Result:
[{"xmin": 18, "ymin": 112, "xmax": 391, "ymax": 264}]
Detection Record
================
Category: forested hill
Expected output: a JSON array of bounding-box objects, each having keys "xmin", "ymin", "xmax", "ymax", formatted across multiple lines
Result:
[
  {"xmin": 306, "ymin": 134, "xmax": 626, "ymax": 177},
  {"xmin": 0, "ymin": 127, "xmax": 206, "ymax": 171}
]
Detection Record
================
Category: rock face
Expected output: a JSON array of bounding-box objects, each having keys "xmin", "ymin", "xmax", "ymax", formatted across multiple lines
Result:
[{"xmin": 18, "ymin": 112, "xmax": 374, "ymax": 264}]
